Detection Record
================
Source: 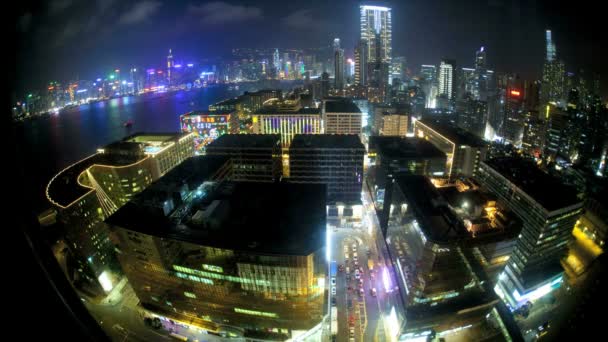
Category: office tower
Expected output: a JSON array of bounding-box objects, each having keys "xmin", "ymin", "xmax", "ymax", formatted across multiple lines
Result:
[
  {"xmin": 360, "ymin": 4, "xmax": 392, "ymax": 64},
  {"xmin": 360, "ymin": 4, "xmax": 391, "ymax": 96},
  {"xmin": 477, "ymin": 158, "xmax": 584, "ymax": 309},
  {"xmin": 346, "ymin": 58, "xmax": 355, "ymax": 80},
  {"xmin": 167, "ymin": 49, "xmax": 174, "ymax": 86},
  {"xmin": 371, "ymin": 104, "xmax": 409, "ymax": 136},
  {"xmin": 252, "ymin": 103, "xmax": 321, "ymax": 149},
  {"xmin": 335, "ymin": 48, "xmax": 345, "ymax": 89},
  {"xmin": 475, "ymin": 46, "xmax": 486, "ymax": 70},
  {"xmin": 457, "ymin": 99, "xmax": 488, "ymax": 139},
  {"xmin": 321, "ymin": 72, "xmax": 330, "ymax": 98},
  {"xmin": 322, "ymin": 97, "xmax": 362, "ymax": 135},
  {"xmin": 420, "ymin": 65, "xmax": 437, "ymax": 83},
  {"xmin": 289, "ymin": 134, "xmax": 364, "ymax": 205},
  {"xmin": 46, "ymin": 132, "xmax": 195, "ymax": 294},
  {"xmin": 377, "ymin": 175, "xmax": 518, "ymax": 335},
  {"xmin": 524, "ymin": 80, "xmax": 541, "ymax": 112},
  {"xmin": 107, "ymin": 156, "xmax": 327, "ymax": 340},
  {"xmin": 180, "ymin": 111, "xmax": 239, "ymax": 153},
  {"xmin": 355, "ymin": 39, "xmax": 368, "ymax": 85},
  {"xmin": 544, "ymin": 104, "xmax": 571, "ymax": 160},
  {"xmin": 502, "ymin": 87, "xmax": 525, "ymax": 146},
  {"xmin": 380, "ymin": 111, "xmax": 408, "ymax": 136},
  {"xmin": 438, "ymin": 59, "xmax": 456, "ymax": 100},
  {"xmin": 205, "ymin": 134, "xmax": 282, "ymax": 182},
  {"xmin": 541, "ymin": 30, "xmax": 565, "ymax": 105},
  {"xmin": 414, "ymin": 119, "xmax": 488, "ymax": 180},
  {"xmin": 458, "ymin": 67, "xmax": 477, "ymax": 99},
  {"xmin": 333, "ymin": 38, "xmax": 340, "ymax": 51},
  {"xmin": 522, "ymin": 117, "xmax": 547, "ymax": 158},
  {"xmin": 474, "ymin": 47, "xmax": 491, "ymax": 101},
  {"xmin": 272, "ymin": 48, "xmax": 280, "ymax": 79},
  {"xmin": 391, "ymin": 56, "xmax": 407, "ymax": 82},
  {"xmin": 546, "ymin": 30, "xmax": 556, "ymax": 62}
]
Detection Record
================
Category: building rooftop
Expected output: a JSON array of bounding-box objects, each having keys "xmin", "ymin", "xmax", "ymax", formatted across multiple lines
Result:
[
  {"xmin": 206, "ymin": 134, "xmax": 281, "ymax": 149},
  {"xmin": 369, "ymin": 136, "xmax": 445, "ymax": 160},
  {"xmin": 106, "ymin": 156, "xmax": 327, "ymax": 255},
  {"xmin": 181, "ymin": 110, "xmax": 233, "ymax": 117},
  {"xmin": 324, "ymin": 99, "xmax": 362, "ymax": 113},
  {"xmin": 417, "ymin": 119, "xmax": 487, "ymax": 147},
  {"xmin": 47, "ymin": 132, "xmax": 187, "ymax": 208},
  {"xmin": 290, "ymin": 134, "xmax": 365, "ymax": 150},
  {"xmin": 254, "ymin": 107, "xmax": 320, "ymax": 115},
  {"xmin": 209, "ymin": 97, "xmax": 240, "ymax": 108},
  {"xmin": 395, "ymin": 175, "xmax": 468, "ymax": 244},
  {"xmin": 483, "ymin": 157, "xmax": 582, "ymax": 212}
]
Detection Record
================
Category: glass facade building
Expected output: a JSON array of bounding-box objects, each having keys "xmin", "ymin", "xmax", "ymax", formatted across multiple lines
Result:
[
  {"xmin": 476, "ymin": 158, "xmax": 584, "ymax": 309},
  {"xmin": 46, "ymin": 132, "xmax": 194, "ymax": 294},
  {"xmin": 106, "ymin": 156, "xmax": 327, "ymax": 339}
]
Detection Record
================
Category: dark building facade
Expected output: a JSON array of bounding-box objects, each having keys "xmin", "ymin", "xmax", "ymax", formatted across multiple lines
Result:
[
  {"xmin": 289, "ymin": 134, "xmax": 364, "ymax": 205},
  {"xmin": 205, "ymin": 134, "xmax": 282, "ymax": 183}
]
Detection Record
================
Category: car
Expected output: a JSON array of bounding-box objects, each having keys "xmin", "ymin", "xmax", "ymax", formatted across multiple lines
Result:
[
  {"xmin": 359, "ymin": 288, "xmax": 364, "ymax": 297},
  {"xmin": 352, "ymin": 243, "xmax": 357, "ymax": 249},
  {"xmin": 370, "ymin": 288, "xmax": 377, "ymax": 296},
  {"xmin": 331, "ymin": 297, "xmax": 337, "ymax": 306},
  {"xmin": 536, "ymin": 321, "xmax": 550, "ymax": 338},
  {"xmin": 346, "ymin": 267, "xmax": 350, "ymax": 274},
  {"xmin": 331, "ymin": 287, "xmax": 336, "ymax": 295},
  {"xmin": 331, "ymin": 278, "xmax": 336, "ymax": 286},
  {"xmin": 345, "ymin": 253, "xmax": 349, "ymax": 260},
  {"xmin": 354, "ymin": 261, "xmax": 359, "ymax": 267},
  {"xmin": 353, "ymin": 252, "xmax": 358, "ymax": 258},
  {"xmin": 355, "ymin": 272, "xmax": 360, "ymax": 280}
]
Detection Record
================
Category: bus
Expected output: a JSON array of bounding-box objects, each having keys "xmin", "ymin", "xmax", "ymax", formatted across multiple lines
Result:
[
  {"xmin": 169, "ymin": 332, "xmax": 189, "ymax": 341},
  {"xmin": 331, "ymin": 306, "xmax": 338, "ymax": 336},
  {"xmin": 330, "ymin": 261, "xmax": 338, "ymax": 278}
]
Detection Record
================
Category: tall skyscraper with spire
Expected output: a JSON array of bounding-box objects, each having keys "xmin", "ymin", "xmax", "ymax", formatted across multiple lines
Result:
[
  {"xmin": 541, "ymin": 30, "xmax": 565, "ymax": 106},
  {"xmin": 167, "ymin": 49, "xmax": 174, "ymax": 86}
]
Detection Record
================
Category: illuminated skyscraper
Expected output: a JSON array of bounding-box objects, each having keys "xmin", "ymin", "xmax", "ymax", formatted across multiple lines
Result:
[
  {"xmin": 438, "ymin": 59, "xmax": 456, "ymax": 100},
  {"xmin": 478, "ymin": 158, "xmax": 583, "ymax": 309},
  {"xmin": 545, "ymin": 30, "xmax": 556, "ymax": 62},
  {"xmin": 167, "ymin": 49, "xmax": 174, "ymax": 86},
  {"xmin": 475, "ymin": 46, "xmax": 486, "ymax": 70},
  {"xmin": 360, "ymin": 4, "xmax": 392, "ymax": 64},
  {"xmin": 333, "ymin": 38, "xmax": 341, "ymax": 51},
  {"xmin": 541, "ymin": 30, "xmax": 565, "ymax": 105}
]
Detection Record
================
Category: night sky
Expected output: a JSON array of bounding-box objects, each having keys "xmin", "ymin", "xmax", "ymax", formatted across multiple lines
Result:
[{"xmin": 13, "ymin": 0, "xmax": 608, "ymax": 97}]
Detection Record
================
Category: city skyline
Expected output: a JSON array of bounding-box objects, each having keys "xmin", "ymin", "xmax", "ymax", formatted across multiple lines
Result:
[
  {"xmin": 13, "ymin": 0, "xmax": 608, "ymax": 98},
  {"xmin": 10, "ymin": 1, "xmax": 608, "ymax": 341}
]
